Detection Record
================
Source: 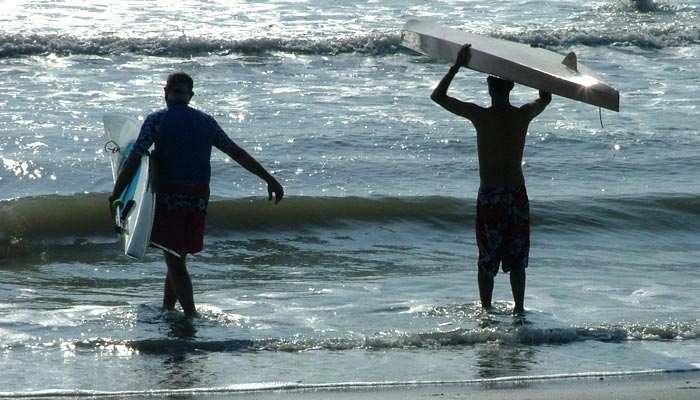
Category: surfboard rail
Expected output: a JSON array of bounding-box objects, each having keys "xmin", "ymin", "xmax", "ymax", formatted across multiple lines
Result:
[{"xmin": 401, "ymin": 20, "xmax": 620, "ymax": 112}]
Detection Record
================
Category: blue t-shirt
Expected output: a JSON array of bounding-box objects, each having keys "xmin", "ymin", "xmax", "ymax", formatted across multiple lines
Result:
[{"xmin": 133, "ymin": 106, "xmax": 240, "ymax": 185}]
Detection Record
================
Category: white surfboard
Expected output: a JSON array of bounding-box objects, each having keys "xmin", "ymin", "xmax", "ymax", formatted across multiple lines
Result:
[
  {"xmin": 103, "ymin": 114, "xmax": 156, "ymax": 259},
  {"xmin": 401, "ymin": 20, "xmax": 619, "ymax": 111}
]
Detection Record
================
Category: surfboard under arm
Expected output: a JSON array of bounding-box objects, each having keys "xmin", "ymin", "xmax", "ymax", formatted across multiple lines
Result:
[{"xmin": 103, "ymin": 114, "xmax": 156, "ymax": 259}]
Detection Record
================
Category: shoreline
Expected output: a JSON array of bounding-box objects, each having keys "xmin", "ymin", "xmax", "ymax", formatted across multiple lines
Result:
[{"xmin": 3, "ymin": 368, "xmax": 699, "ymax": 399}]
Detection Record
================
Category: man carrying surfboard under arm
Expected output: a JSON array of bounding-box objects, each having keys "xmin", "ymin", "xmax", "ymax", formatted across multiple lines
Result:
[
  {"xmin": 431, "ymin": 44, "xmax": 551, "ymax": 315},
  {"xmin": 109, "ymin": 72, "xmax": 284, "ymax": 318}
]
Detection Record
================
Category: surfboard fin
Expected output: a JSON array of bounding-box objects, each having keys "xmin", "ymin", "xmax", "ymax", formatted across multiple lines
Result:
[{"xmin": 562, "ymin": 52, "xmax": 578, "ymax": 71}]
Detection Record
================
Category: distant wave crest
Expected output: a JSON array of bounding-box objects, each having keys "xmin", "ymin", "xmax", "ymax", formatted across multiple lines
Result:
[
  {"xmin": 1, "ymin": 23, "xmax": 698, "ymax": 59},
  {"xmin": 496, "ymin": 26, "xmax": 700, "ymax": 49},
  {"xmin": 0, "ymin": 32, "xmax": 403, "ymax": 58}
]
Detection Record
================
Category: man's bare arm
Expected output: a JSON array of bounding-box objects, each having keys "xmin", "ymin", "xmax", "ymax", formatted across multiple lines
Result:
[
  {"xmin": 430, "ymin": 44, "xmax": 482, "ymax": 121},
  {"xmin": 222, "ymin": 143, "xmax": 284, "ymax": 204},
  {"xmin": 521, "ymin": 90, "xmax": 552, "ymax": 120},
  {"xmin": 109, "ymin": 152, "xmax": 141, "ymax": 207}
]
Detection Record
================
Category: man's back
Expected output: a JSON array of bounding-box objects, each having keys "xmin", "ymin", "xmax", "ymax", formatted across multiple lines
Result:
[
  {"xmin": 134, "ymin": 106, "xmax": 239, "ymax": 185},
  {"xmin": 428, "ymin": 45, "xmax": 550, "ymax": 189},
  {"xmin": 472, "ymin": 105, "xmax": 531, "ymax": 187}
]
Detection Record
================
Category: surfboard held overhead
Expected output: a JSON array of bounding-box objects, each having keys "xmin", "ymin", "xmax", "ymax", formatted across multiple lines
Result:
[{"xmin": 400, "ymin": 19, "xmax": 619, "ymax": 112}]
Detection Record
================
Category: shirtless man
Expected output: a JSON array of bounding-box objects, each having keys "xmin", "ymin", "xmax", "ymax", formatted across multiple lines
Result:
[{"xmin": 430, "ymin": 44, "xmax": 551, "ymax": 314}]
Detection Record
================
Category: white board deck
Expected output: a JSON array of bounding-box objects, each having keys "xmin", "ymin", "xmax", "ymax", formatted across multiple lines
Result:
[
  {"xmin": 103, "ymin": 114, "xmax": 156, "ymax": 259},
  {"xmin": 401, "ymin": 19, "xmax": 619, "ymax": 111}
]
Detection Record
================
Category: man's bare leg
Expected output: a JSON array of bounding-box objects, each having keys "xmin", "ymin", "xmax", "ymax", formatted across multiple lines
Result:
[
  {"xmin": 510, "ymin": 268, "xmax": 526, "ymax": 315},
  {"xmin": 162, "ymin": 270, "xmax": 177, "ymax": 311},
  {"xmin": 478, "ymin": 268, "xmax": 494, "ymax": 310},
  {"xmin": 164, "ymin": 251, "xmax": 196, "ymax": 317}
]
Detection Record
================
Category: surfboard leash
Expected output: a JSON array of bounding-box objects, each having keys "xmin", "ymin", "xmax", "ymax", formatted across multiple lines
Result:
[
  {"xmin": 104, "ymin": 140, "xmax": 121, "ymax": 154},
  {"xmin": 599, "ymin": 107, "xmax": 604, "ymax": 129}
]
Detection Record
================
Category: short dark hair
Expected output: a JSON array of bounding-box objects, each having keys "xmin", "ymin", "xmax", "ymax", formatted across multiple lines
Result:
[
  {"xmin": 487, "ymin": 75, "xmax": 514, "ymax": 94},
  {"xmin": 166, "ymin": 72, "xmax": 193, "ymax": 91}
]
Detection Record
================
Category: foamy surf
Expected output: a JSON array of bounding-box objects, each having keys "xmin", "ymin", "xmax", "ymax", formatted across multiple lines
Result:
[{"xmin": 4, "ymin": 311, "xmax": 699, "ymax": 354}]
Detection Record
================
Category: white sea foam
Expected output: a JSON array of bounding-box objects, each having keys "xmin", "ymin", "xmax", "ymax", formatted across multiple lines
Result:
[{"xmin": 5, "ymin": 319, "xmax": 692, "ymax": 354}]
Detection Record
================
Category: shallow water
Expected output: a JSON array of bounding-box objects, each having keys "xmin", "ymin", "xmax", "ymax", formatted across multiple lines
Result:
[{"xmin": 1, "ymin": 0, "xmax": 699, "ymax": 396}]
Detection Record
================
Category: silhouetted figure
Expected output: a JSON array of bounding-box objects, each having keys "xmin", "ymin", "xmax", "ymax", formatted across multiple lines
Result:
[
  {"xmin": 431, "ymin": 44, "xmax": 551, "ymax": 315},
  {"xmin": 110, "ymin": 72, "xmax": 283, "ymax": 317}
]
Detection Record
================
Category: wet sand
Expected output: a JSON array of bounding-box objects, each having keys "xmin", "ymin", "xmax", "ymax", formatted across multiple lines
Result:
[
  {"xmin": 217, "ymin": 370, "xmax": 700, "ymax": 400},
  {"xmin": 10, "ymin": 369, "xmax": 697, "ymax": 400}
]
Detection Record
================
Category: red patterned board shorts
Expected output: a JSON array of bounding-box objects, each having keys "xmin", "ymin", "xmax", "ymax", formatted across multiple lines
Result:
[
  {"xmin": 150, "ymin": 182, "xmax": 209, "ymax": 256},
  {"xmin": 475, "ymin": 185, "xmax": 530, "ymax": 277}
]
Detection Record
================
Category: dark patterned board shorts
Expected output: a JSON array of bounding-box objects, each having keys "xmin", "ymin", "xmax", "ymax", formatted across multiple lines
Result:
[
  {"xmin": 475, "ymin": 185, "xmax": 530, "ymax": 277},
  {"xmin": 150, "ymin": 182, "xmax": 210, "ymax": 257}
]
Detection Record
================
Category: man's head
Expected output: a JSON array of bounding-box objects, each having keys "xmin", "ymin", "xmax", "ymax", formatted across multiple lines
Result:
[
  {"xmin": 164, "ymin": 72, "xmax": 194, "ymax": 106},
  {"xmin": 487, "ymin": 75, "xmax": 514, "ymax": 99}
]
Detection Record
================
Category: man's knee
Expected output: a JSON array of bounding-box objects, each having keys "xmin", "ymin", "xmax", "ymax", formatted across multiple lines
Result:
[
  {"xmin": 508, "ymin": 265, "xmax": 526, "ymax": 276},
  {"xmin": 508, "ymin": 266, "xmax": 526, "ymax": 284},
  {"xmin": 164, "ymin": 253, "xmax": 187, "ymax": 273}
]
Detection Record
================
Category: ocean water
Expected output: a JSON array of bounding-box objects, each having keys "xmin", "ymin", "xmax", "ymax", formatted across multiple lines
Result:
[{"xmin": 1, "ymin": 0, "xmax": 699, "ymax": 396}]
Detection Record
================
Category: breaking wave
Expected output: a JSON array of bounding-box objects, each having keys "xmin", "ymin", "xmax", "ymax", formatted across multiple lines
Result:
[
  {"xmin": 1, "ymin": 22, "xmax": 698, "ymax": 59},
  {"xmin": 1, "ymin": 192, "xmax": 699, "ymax": 253},
  {"xmin": 495, "ymin": 26, "xmax": 700, "ymax": 49},
  {"xmin": 0, "ymin": 32, "xmax": 403, "ymax": 58}
]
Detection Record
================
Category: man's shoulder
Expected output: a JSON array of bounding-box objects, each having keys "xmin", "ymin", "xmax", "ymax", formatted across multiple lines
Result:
[
  {"xmin": 144, "ymin": 108, "xmax": 168, "ymax": 122},
  {"xmin": 185, "ymin": 107, "xmax": 218, "ymax": 124},
  {"xmin": 484, "ymin": 105, "xmax": 532, "ymax": 121},
  {"xmin": 149, "ymin": 106, "xmax": 217, "ymax": 123}
]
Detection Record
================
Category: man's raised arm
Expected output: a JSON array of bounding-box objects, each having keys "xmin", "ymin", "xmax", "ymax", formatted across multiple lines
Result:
[
  {"xmin": 521, "ymin": 90, "xmax": 552, "ymax": 120},
  {"xmin": 430, "ymin": 44, "xmax": 482, "ymax": 121}
]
